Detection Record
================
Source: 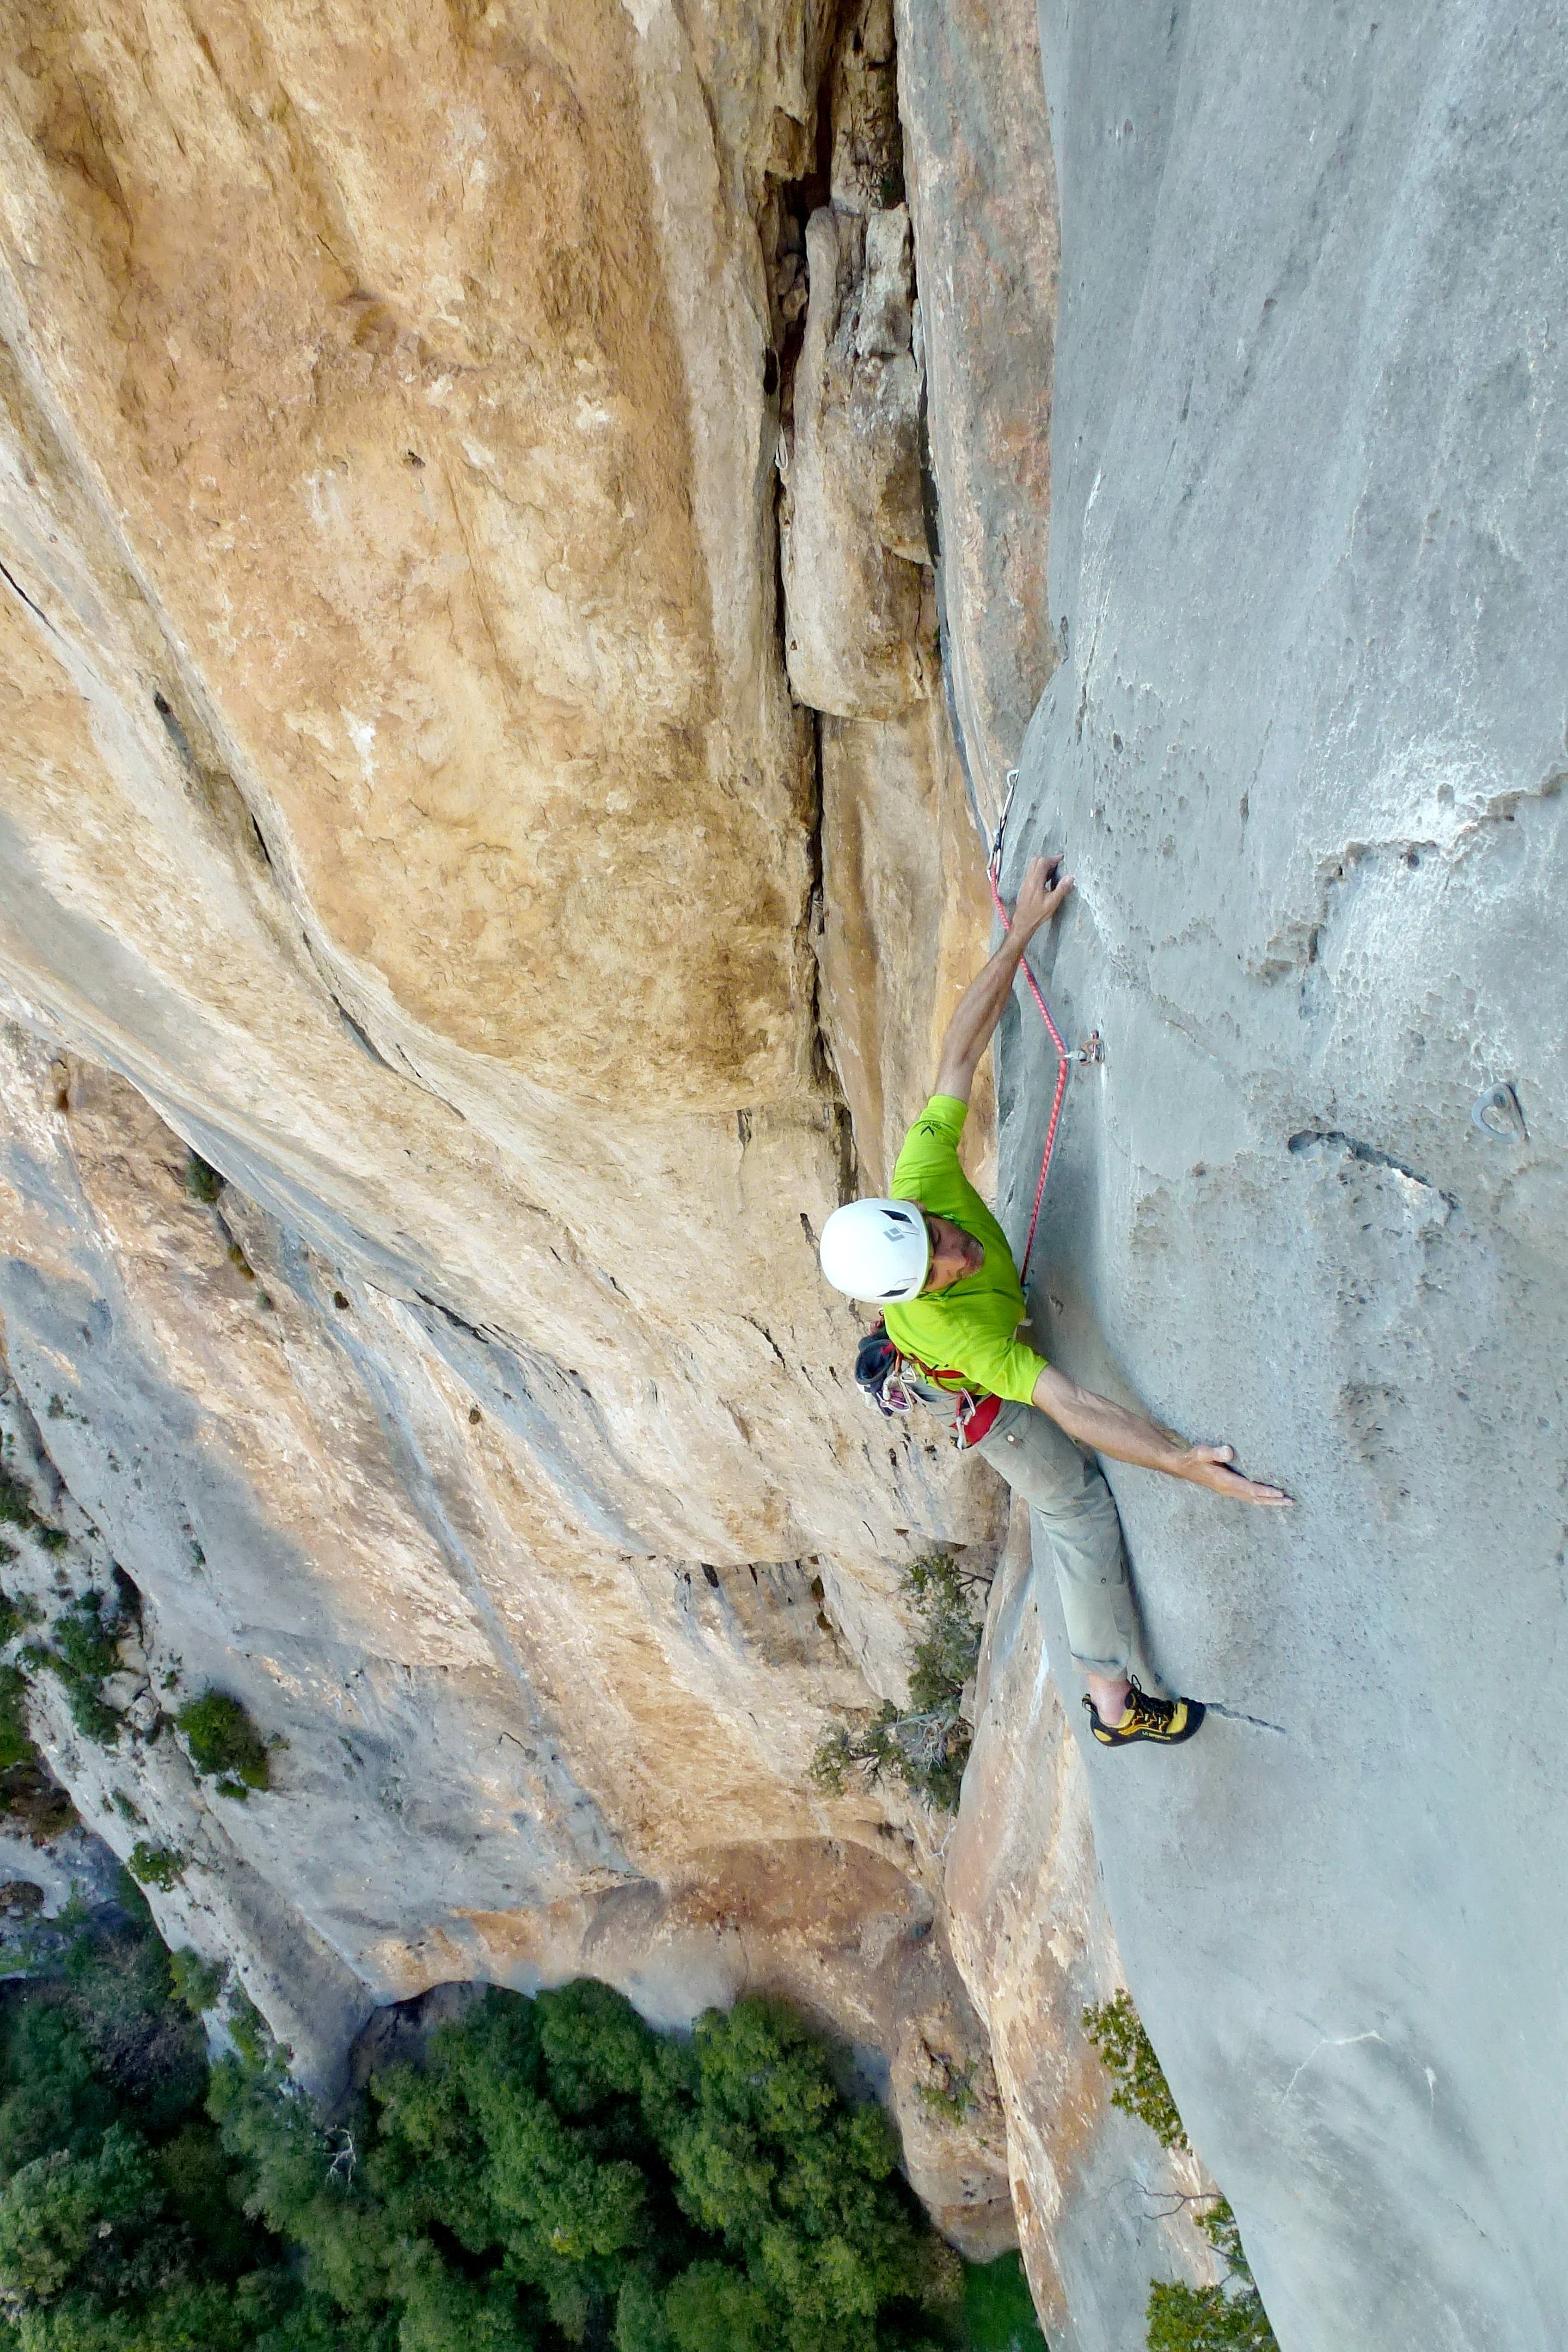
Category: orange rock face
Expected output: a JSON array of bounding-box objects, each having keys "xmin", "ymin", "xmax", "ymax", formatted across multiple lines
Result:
[{"xmin": 0, "ymin": 0, "xmax": 1097, "ymax": 2292}]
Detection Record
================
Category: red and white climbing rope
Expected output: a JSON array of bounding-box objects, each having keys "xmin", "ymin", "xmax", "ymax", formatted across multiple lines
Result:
[{"xmin": 986, "ymin": 768, "xmax": 1071, "ymax": 1282}]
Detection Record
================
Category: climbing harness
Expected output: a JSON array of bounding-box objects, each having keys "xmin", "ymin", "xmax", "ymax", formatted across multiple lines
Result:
[
  {"xmin": 855, "ymin": 1320, "xmax": 998, "ymax": 1447},
  {"xmin": 987, "ymin": 768, "xmax": 1071, "ymax": 1282}
]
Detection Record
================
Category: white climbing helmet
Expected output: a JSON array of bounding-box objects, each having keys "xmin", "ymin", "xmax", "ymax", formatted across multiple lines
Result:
[{"xmin": 819, "ymin": 1198, "xmax": 930, "ymax": 1302}]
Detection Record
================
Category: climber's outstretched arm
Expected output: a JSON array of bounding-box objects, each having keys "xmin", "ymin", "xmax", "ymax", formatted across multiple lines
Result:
[
  {"xmin": 933, "ymin": 855, "xmax": 1074, "ymax": 1103},
  {"xmin": 1031, "ymin": 1365, "xmax": 1293, "ymax": 1504}
]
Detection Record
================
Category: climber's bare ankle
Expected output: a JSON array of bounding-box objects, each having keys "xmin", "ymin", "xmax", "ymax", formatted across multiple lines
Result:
[{"xmin": 1086, "ymin": 1672, "xmax": 1131, "ymax": 1726}]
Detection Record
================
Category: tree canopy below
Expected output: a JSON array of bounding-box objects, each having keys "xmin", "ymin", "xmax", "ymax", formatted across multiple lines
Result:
[{"xmin": 0, "ymin": 1898, "xmax": 1022, "ymax": 2352}]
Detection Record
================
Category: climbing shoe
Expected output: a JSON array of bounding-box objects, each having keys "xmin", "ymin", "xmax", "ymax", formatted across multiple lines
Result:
[{"xmin": 1083, "ymin": 1679, "xmax": 1204, "ymax": 1748}]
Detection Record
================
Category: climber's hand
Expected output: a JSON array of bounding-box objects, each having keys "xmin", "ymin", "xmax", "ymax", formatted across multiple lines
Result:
[
  {"xmin": 1010, "ymin": 854, "xmax": 1074, "ymax": 940},
  {"xmin": 934, "ymin": 854, "xmax": 1076, "ymax": 1099},
  {"xmin": 1180, "ymin": 1444, "xmax": 1294, "ymax": 1505}
]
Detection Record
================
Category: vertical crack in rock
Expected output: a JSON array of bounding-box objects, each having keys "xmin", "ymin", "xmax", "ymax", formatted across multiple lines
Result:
[
  {"xmin": 775, "ymin": 1, "xmax": 933, "ymax": 724},
  {"xmin": 799, "ymin": 704, "xmax": 861, "ymax": 1205},
  {"xmin": 762, "ymin": 0, "xmax": 998, "ymax": 1193}
]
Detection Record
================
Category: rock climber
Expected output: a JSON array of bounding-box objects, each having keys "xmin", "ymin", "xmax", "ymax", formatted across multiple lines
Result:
[{"xmin": 818, "ymin": 854, "xmax": 1290, "ymax": 1748}]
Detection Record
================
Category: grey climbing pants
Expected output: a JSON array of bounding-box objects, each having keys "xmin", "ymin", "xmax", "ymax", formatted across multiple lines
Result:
[{"xmin": 922, "ymin": 1391, "xmax": 1136, "ymax": 1680}]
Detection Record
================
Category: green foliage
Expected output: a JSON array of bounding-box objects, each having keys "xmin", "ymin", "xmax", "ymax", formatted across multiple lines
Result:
[
  {"xmin": 0, "ymin": 1589, "xmax": 42, "ymax": 1651},
  {"xmin": 175, "ymin": 1690, "xmax": 270, "ymax": 1792},
  {"xmin": 0, "ymin": 1612, "xmax": 78, "ymax": 1840},
  {"xmin": 0, "ymin": 1467, "xmax": 63, "ymax": 1555},
  {"xmin": 811, "ymin": 1553, "xmax": 984, "ymax": 1811},
  {"xmin": 114, "ymin": 1869, "xmax": 154, "ymax": 1933},
  {"xmin": 0, "ymin": 2122, "xmax": 163, "ymax": 2300},
  {"xmin": 22, "ymin": 1591, "xmax": 127, "ymax": 1748},
  {"xmin": 0, "ymin": 1472, "xmax": 35, "ymax": 1532},
  {"xmin": 223, "ymin": 1990, "xmax": 271, "ymax": 2075},
  {"xmin": 168, "ymin": 1950, "xmax": 226, "ymax": 2018},
  {"xmin": 1081, "ymin": 1996, "xmax": 1277, "ymax": 2352},
  {"xmin": 209, "ymin": 1981, "xmax": 961, "ymax": 2352},
  {"xmin": 961, "ymin": 2252, "xmax": 1047, "ymax": 2351},
  {"xmin": 0, "ymin": 1665, "xmax": 33, "ymax": 1774},
  {"xmin": 127, "ymin": 1842, "xmax": 185, "ymax": 1891},
  {"xmin": 0, "ymin": 1748, "xmax": 76, "ymax": 1842},
  {"xmin": 1197, "ymin": 2200, "xmax": 1250, "ymax": 2278},
  {"xmin": 0, "ymin": 1919, "xmax": 991, "ymax": 2352},
  {"xmin": 1147, "ymin": 2276, "xmax": 1278, "ymax": 2351},
  {"xmin": 0, "ymin": 1999, "xmax": 115, "ymax": 2177},
  {"xmin": 184, "ymin": 1152, "xmax": 225, "ymax": 1204},
  {"xmin": 63, "ymin": 1928, "xmax": 209, "ymax": 2130},
  {"xmin": 0, "ymin": 1911, "xmax": 277, "ymax": 2352},
  {"xmin": 914, "ymin": 2061, "xmax": 977, "ymax": 2124},
  {"xmin": 48, "ymin": 1595, "xmax": 121, "ymax": 1688},
  {"xmin": 662, "ymin": 2259, "xmax": 771, "ymax": 2348},
  {"xmin": 1081, "ymin": 1993, "xmax": 1188, "ymax": 2151},
  {"xmin": 1145, "ymin": 2198, "xmax": 1277, "ymax": 2349}
]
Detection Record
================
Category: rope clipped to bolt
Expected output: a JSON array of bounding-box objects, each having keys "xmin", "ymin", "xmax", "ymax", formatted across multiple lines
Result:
[{"xmin": 986, "ymin": 768, "xmax": 1070, "ymax": 1281}]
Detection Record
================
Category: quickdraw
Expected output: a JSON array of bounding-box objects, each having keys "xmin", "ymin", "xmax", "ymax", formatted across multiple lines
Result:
[{"xmin": 854, "ymin": 1325, "xmax": 912, "ymax": 1417}]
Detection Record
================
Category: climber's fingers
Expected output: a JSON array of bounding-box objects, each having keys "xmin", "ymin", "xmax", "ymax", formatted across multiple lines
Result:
[
  {"xmin": 1187, "ymin": 1444, "xmax": 1294, "ymax": 1506},
  {"xmin": 1012, "ymin": 853, "xmax": 1074, "ymax": 935}
]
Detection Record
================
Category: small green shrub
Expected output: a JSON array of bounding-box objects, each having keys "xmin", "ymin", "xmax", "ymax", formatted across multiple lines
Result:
[
  {"xmin": 0, "ymin": 1688, "xmax": 77, "ymax": 1839},
  {"xmin": 0, "ymin": 1588, "xmax": 42, "ymax": 1647},
  {"xmin": 811, "ymin": 1551, "xmax": 984, "ymax": 1810},
  {"xmin": 25, "ymin": 1589, "xmax": 127, "ymax": 1747},
  {"xmin": 224, "ymin": 1987, "xmax": 270, "ymax": 2071},
  {"xmin": 0, "ymin": 1664, "xmax": 72, "ymax": 1841},
  {"xmin": 169, "ymin": 1948, "xmax": 226, "ymax": 2017},
  {"xmin": 46, "ymin": 1591, "xmax": 121, "ymax": 1683},
  {"xmin": 185, "ymin": 1150, "xmax": 225, "ymax": 1203},
  {"xmin": 1082, "ymin": 1992, "xmax": 1189, "ymax": 2149},
  {"xmin": 0, "ymin": 1470, "xmax": 36, "ymax": 1530},
  {"xmin": 0, "ymin": 1665, "xmax": 34, "ymax": 1772},
  {"xmin": 175, "ymin": 1690, "xmax": 270, "ymax": 1791},
  {"xmin": 36, "ymin": 1526, "xmax": 69, "ymax": 1553},
  {"xmin": 914, "ymin": 2059, "xmax": 977, "ymax": 2122},
  {"xmin": 127, "ymin": 1842, "xmax": 185, "ymax": 1891},
  {"xmin": 1148, "ymin": 2266, "xmax": 1278, "ymax": 2351},
  {"xmin": 1081, "ymin": 1993, "xmax": 1279, "ymax": 2352}
]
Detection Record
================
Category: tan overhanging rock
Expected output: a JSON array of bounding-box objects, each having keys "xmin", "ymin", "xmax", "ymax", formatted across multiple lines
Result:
[
  {"xmin": 0, "ymin": 0, "xmax": 1124, "ymax": 2311},
  {"xmin": 0, "ymin": 1019, "xmax": 1009, "ymax": 2226}
]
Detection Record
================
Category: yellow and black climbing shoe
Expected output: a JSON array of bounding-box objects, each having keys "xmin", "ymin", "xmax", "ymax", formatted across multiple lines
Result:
[{"xmin": 1083, "ymin": 1680, "xmax": 1204, "ymax": 1748}]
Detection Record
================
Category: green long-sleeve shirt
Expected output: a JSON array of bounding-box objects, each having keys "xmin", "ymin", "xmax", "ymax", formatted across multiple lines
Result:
[{"xmin": 882, "ymin": 1095, "xmax": 1049, "ymax": 1406}]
